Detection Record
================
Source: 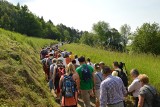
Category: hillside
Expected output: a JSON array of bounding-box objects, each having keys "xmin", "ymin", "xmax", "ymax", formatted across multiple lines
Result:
[
  {"xmin": 61, "ymin": 43, "xmax": 160, "ymax": 92},
  {"xmin": 0, "ymin": 28, "xmax": 59, "ymax": 106}
]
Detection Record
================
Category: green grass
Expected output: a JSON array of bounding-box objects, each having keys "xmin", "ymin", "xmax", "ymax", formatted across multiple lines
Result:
[
  {"xmin": 61, "ymin": 43, "xmax": 160, "ymax": 92},
  {"xmin": 0, "ymin": 28, "xmax": 59, "ymax": 106}
]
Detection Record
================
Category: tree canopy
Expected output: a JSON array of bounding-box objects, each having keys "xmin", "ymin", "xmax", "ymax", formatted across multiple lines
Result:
[
  {"xmin": 0, "ymin": 0, "xmax": 83, "ymax": 42},
  {"xmin": 132, "ymin": 23, "xmax": 160, "ymax": 55}
]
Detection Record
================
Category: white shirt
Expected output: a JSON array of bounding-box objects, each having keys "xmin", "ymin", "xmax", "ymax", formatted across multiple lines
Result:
[
  {"xmin": 87, "ymin": 62, "xmax": 94, "ymax": 68},
  {"xmin": 128, "ymin": 77, "xmax": 141, "ymax": 97},
  {"xmin": 112, "ymin": 68, "xmax": 121, "ymax": 76},
  {"xmin": 75, "ymin": 58, "xmax": 80, "ymax": 65}
]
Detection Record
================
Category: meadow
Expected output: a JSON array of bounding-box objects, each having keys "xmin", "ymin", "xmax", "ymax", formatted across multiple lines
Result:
[{"xmin": 61, "ymin": 43, "xmax": 160, "ymax": 92}]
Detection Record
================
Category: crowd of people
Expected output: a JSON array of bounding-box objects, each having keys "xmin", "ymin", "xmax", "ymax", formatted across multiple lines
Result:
[{"xmin": 40, "ymin": 45, "xmax": 159, "ymax": 107}]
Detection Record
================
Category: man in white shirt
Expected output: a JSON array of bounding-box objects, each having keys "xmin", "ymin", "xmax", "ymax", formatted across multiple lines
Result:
[{"xmin": 128, "ymin": 69, "xmax": 141, "ymax": 107}]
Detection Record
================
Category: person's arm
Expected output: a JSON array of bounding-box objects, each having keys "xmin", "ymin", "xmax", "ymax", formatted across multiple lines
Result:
[
  {"xmin": 92, "ymin": 72, "xmax": 96, "ymax": 89},
  {"xmin": 50, "ymin": 65, "xmax": 53, "ymax": 80},
  {"xmin": 100, "ymin": 82, "xmax": 107, "ymax": 107},
  {"xmin": 138, "ymin": 95, "xmax": 144, "ymax": 107},
  {"xmin": 52, "ymin": 66, "xmax": 57, "ymax": 84},
  {"xmin": 45, "ymin": 58, "xmax": 48, "ymax": 67},
  {"xmin": 128, "ymin": 80, "xmax": 136, "ymax": 93},
  {"xmin": 75, "ymin": 69, "xmax": 80, "ymax": 94},
  {"xmin": 59, "ymin": 76, "xmax": 63, "ymax": 91},
  {"xmin": 73, "ymin": 72, "xmax": 80, "ymax": 91}
]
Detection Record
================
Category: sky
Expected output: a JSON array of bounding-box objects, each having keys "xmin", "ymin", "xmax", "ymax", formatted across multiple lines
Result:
[{"xmin": 7, "ymin": 0, "xmax": 160, "ymax": 32}]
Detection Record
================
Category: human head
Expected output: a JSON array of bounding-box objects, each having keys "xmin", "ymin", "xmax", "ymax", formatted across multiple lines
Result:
[
  {"xmin": 72, "ymin": 59, "xmax": 76, "ymax": 65},
  {"xmin": 119, "ymin": 62, "xmax": 125, "ymax": 69},
  {"xmin": 87, "ymin": 58, "xmax": 91, "ymax": 62},
  {"xmin": 99, "ymin": 61, "xmax": 105, "ymax": 69},
  {"xmin": 57, "ymin": 58, "xmax": 63, "ymax": 64},
  {"xmin": 78, "ymin": 56, "xmax": 85, "ymax": 64},
  {"xmin": 94, "ymin": 63, "xmax": 100, "ymax": 71},
  {"xmin": 130, "ymin": 69, "xmax": 139, "ymax": 79},
  {"xmin": 102, "ymin": 66, "xmax": 112, "ymax": 77},
  {"xmin": 66, "ymin": 62, "xmax": 75, "ymax": 75},
  {"xmin": 113, "ymin": 61, "xmax": 119, "ymax": 69},
  {"xmin": 52, "ymin": 58, "xmax": 57, "ymax": 64},
  {"xmin": 65, "ymin": 54, "xmax": 69, "ymax": 58},
  {"xmin": 138, "ymin": 74, "xmax": 149, "ymax": 85},
  {"xmin": 75, "ymin": 55, "xmax": 78, "ymax": 59},
  {"xmin": 58, "ymin": 54, "xmax": 61, "ymax": 58}
]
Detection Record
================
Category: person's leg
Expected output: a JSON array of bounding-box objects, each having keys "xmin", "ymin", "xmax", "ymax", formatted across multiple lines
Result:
[
  {"xmin": 95, "ymin": 89, "xmax": 100, "ymax": 107},
  {"xmin": 81, "ymin": 90, "xmax": 91, "ymax": 107},
  {"xmin": 134, "ymin": 97, "xmax": 138, "ymax": 107},
  {"xmin": 123, "ymin": 101, "xmax": 126, "ymax": 107}
]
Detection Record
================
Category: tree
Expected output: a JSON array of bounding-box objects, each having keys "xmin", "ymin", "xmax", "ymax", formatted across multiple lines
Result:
[
  {"xmin": 108, "ymin": 28, "xmax": 123, "ymax": 51},
  {"xmin": 64, "ymin": 30, "xmax": 70, "ymax": 43},
  {"xmin": 92, "ymin": 21, "xmax": 110, "ymax": 43},
  {"xmin": 79, "ymin": 32, "xmax": 97, "ymax": 46},
  {"xmin": 120, "ymin": 24, "xmax": 131, "ymax": 51},
  {"xmin": 132, "ymin": 23, "xmax": 160, "ymax": 55}
]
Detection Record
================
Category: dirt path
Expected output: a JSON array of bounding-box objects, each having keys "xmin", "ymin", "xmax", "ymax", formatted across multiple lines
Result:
[{"xmin": 51, "ymin": 90, "xmax": 96, "ymax": 107}]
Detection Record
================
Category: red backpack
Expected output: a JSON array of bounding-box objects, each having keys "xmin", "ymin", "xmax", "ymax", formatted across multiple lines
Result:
[{"xmin": 55, "ymin": 66, "xmax": 65, "ymax": 79}]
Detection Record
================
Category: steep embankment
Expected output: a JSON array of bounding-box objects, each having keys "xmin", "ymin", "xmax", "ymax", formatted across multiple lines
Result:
[{"xmin": 0, "ymin": 28, "xmax": 59, "ymax": 106}]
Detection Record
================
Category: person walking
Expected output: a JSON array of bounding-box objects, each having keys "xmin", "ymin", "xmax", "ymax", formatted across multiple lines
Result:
[
  {"xmin": 112, "ymin": 61, "xmax": 128, "ymax": 88},
  {"xmin": 138, "ymin": 74, "xmax": 157, "ymax": 107},
  {"xmin": 76, "ymin": 56, "xmax": 95, "ymax": 107},
  {"xmin": 128, "ymin": 69, "xmax": 141, "ymax": 107},
  {"xmin": 100, "ymin": 66, "xmax": 127, "ymax": 107},
  {"xmin": 59, "ymin": 63, "xmax": 79, "ymax": 107},
  {"xmin": 94, "ymin": 63, "xmax": 103, "ymax": 107}
]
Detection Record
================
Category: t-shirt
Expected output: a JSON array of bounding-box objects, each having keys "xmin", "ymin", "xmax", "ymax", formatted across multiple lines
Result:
[
  {"xmin": 87, "ymin": 62, "xmax": 94, "ymax": 68},
  {"xmin": 50, "ymin": 64, "xmax": 55, "ymax": 73},
  {"xmin": 46, "ymin": 58, "xmax": 53, "ymax": 67},
  {"xmin": 76, "ymin": 64, "xmax": 94, "ymax": 90},
  {"xmin": 139, "ymin": 85, "xmax": 156, "ymax": 107},
  {"xmin": 69, "ymin": 54, "xmax": 75, "ymax": 61},
  {"xmin": 75, "ymin": 58, "xmax": 80, "ymax": 65},
  {"xmin": 65, "ymin": 57, "xmax": 71, "ymax": 65},
  {"xmin": 95, "ymin": 71, "xmax": 103, "ymax": 90}
]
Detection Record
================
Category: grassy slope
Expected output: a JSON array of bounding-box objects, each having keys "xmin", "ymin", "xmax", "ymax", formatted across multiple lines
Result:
[
  {"xmin": 0, "ymin": 28, "xmax": 59, "ymax": 106},
  {"xmin": 61, "ymin": 43, "xmax": 160, "ymax": 92}
]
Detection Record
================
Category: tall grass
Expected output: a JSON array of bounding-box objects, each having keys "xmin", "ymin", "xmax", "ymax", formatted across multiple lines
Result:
[
  {"xmin": 61, "ymin": 43, "xmax": 160, "ymax": 91},
  {"xmin": 0, "ymin": 28, "xmax": 58, "ymax": 50},
  {"xmin": 0, "ymin": 28, "xmax": 59, "ymax": 106}
]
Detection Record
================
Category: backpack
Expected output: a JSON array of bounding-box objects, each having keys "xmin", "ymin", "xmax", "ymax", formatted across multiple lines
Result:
[
  {"xmin": 46, "ymin": 58, "xmax": 53, "ymax": 67},
  {"xmin": 55, "ymin": 66, "xmax": 65, "ymax": 79},
  {"xmin": 62, "ymin": 75, "xmax": 76, "ymax": 98},
  {"xmin": 116, "ymin": 70, "xmax": 128, "ymax": 87},
  {"xmin": 81, "ymin": 65, "xmax": 92, "ymax": 82},
  {"xmin": 146, "ymin": 87, "xmax": 160, "ymax": 107}
]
